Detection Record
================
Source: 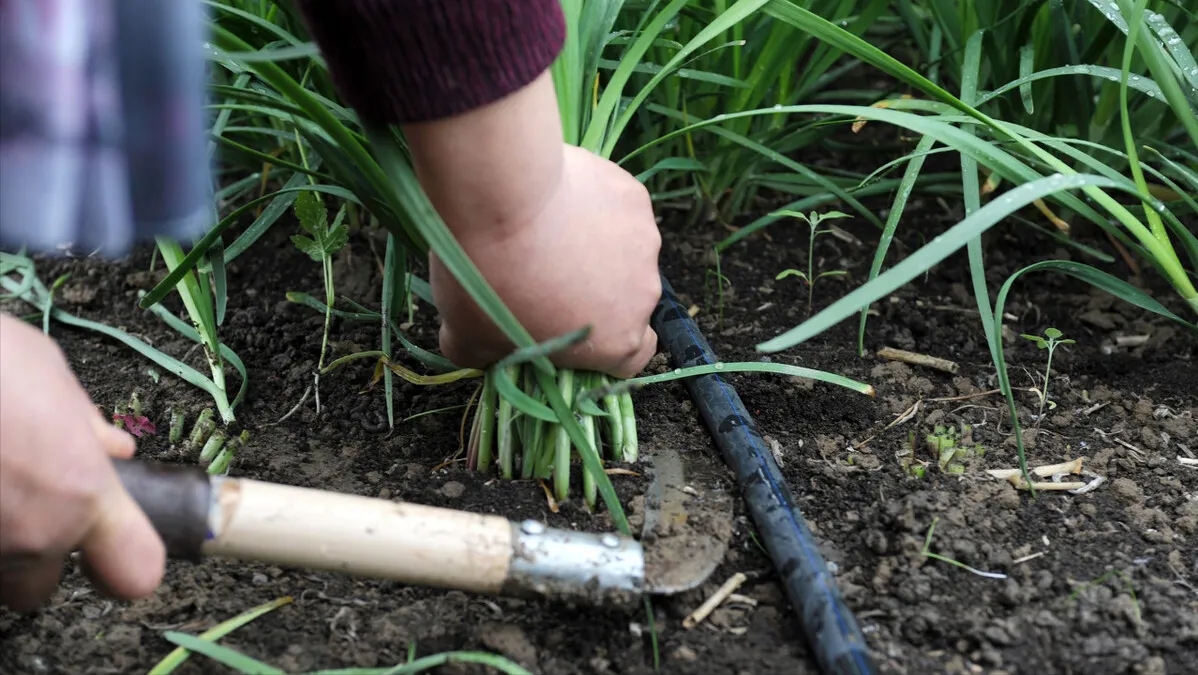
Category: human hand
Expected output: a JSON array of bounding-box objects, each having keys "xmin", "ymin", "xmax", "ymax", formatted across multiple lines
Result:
[
  {"xmin": 428, "ymin": 144, "xmax": 662, "ymax": 378},
  {"xmin": 0, "ymin": 312, "xmax": 165, "ymax": 612},
  {"xmin": 401, "ymin": 69, "xmax": 661, "ymax": 378}
]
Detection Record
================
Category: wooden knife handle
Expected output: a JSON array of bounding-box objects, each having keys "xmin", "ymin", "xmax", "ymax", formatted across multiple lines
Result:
[{"xmin": 112, "ymin": 458, "xmax": 646, "ymax": 606}]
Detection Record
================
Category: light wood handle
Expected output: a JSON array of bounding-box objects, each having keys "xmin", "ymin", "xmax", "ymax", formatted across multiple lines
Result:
[
  {"xmin": 115, "ymin": 459, "xmax": 647, "ymax": 607},
  {"xmin": 207, "ymin": 475, "xmax": 514, "ymax": 594}
]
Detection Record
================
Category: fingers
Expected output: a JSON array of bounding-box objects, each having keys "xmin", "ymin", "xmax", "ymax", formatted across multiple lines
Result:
[
  {"xmin": 91, "ymin": 416, "xmax": 136, "ymax": 459},
  {"xmin": 438, "ymin": 324, "xmax": 507, "ymax": 371},
  {"xmin": 0, "ymin": 557, "xmax": 66, "ymax": 613},
  {"xmin": 609, "ymin": 325, "xmax": 659, "ymax": 380},
  {"xmin": 77, "ymin": 470, "xmax": 165, "ymax": 601}
]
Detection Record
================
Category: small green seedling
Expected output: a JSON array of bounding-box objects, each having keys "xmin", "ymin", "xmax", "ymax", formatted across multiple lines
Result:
[
  {"xmin": 920, "ymin": 517, "xmax": 1007, "ymax": 580},
  {"xmin": 1020, "ymin": 327, "xmax": 1074, "ymax": 420},
  {"xmin": 1066, "ymin": 569, "xmax": 1142, "ymax": 626},
  {"xmin": 772, "ymin": 209, "xmax": 851, "ymax": 316},
  {"xmin": 705, "ymin": 248, "xmax": 732, "ymax": 328},
  {"xmin": 291, "ymin": 191, "xmax": 349, "ymax": 412}
]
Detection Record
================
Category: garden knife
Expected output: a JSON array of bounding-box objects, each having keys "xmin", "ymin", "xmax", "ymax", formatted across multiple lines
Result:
[{"xmin": 112, "ymin": 444, "xmax": 733, "ymax": 610}]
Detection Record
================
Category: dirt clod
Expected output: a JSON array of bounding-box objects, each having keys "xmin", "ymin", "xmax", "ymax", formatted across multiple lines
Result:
[
  {"xmin": 478, "ymin": 622, "xmax": 538, "ymax": 670},
  {"xmin": 1110, "ymin": 478, "xmax": 1145, "ymax": 505},
  {"xmin": 439, "ymin": 481, "xmax": 467, "ymax": 499},
  {"xmin": 670, "ymin": 645, "xmax": 699, "ymax": 662}
]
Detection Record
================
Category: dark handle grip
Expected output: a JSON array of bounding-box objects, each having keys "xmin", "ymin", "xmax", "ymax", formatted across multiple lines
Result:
[{"xmin": 111, "ymin": 459, "xmax": 212, "ymax": 562}]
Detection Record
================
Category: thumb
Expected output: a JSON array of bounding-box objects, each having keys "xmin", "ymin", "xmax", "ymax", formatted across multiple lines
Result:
[
  {"xmin": 609, "ymin": 325, "xmax": 659, "ymax": 380},
  {"xmin": 78, "ymin": 469, "xmax": 166, "ymax": 601},
  {"xmin": 91, "ymin": 416, "xmax": 137, "ymax": 459}
]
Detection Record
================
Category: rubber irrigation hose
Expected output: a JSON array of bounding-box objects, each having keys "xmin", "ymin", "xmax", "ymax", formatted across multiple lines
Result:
[{"xmin": 650, "ymin": 275, "xmax": 877, "ymax": 675}]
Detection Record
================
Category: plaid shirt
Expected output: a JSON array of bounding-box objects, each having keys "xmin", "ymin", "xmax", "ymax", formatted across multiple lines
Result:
[{"xmin": 0, "ymin": 0, "xmax": 212, "ymax": 258}]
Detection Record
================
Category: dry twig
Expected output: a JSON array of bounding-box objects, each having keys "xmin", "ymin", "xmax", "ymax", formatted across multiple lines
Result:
[
  {"xmin": 877, "ymin": 347, "xmax": 959, "ymax": 374},
  {"xmin": 684, "ymin": 572, "xmax": 748, "ymax": 629}
]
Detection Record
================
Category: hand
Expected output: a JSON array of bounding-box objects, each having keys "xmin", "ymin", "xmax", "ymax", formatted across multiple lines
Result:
[
  {"xmin": 403, "ymin": 71, "xmax": 661, "ymax": 378},
  {"xmin": 429, "ymin": 145, "xmax": 661, "ymax": 378},
  {"xmin": 0, "ymin": 313, "xmax": 165, "ymax": 612}
]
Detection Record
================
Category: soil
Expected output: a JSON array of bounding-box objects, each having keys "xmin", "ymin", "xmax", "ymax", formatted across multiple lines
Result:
[{"xmin": 1, "ymin": 185, "xmax": 1196, "ymax": 675}]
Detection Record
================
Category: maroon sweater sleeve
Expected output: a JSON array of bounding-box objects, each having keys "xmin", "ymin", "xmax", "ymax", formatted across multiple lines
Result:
[{"xmin": 292, "ymin": 0, "xmax": 565, "ymax": 125}]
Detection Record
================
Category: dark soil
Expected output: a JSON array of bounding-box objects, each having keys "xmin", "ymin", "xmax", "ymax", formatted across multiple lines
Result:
[{"xmin": 2, "ymin": 191, "xmax": 1196, "ymax": 675}]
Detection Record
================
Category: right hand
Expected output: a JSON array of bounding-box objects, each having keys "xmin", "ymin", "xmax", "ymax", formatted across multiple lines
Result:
[
  {"xmin": 0, "ymin": 312, "xmax": 165, "ymax": 612},
  {"xmin": 430, "ymin": 144, "xmax": 662, "ymax": 379}
]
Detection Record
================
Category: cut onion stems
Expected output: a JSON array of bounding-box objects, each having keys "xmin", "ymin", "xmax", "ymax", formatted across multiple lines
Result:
[
  {"xmin": 461, "ymin": 350, "xmax": 873, "ymax": 510},
  {"xmin": 465, "ymin": 364, "xmax": 637, "ymax": 509}
]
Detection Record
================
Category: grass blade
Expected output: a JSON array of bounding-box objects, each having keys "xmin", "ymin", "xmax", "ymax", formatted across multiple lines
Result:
[
  {"xmin": 856, "ymin": 135, "xmax": 937, "ymax": 354},
  {"xmin": 161, "ymin": 632, "xmax": 285, "ymax": 674},
  {"xmin": 148, "ymin": 597, "xmax": 293, "ymax": 674}
]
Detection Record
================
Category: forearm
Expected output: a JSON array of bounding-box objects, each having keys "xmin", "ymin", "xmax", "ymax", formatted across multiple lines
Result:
[
  {"xmin": 402, "ymin": 71, "xmax": 564, "ymax": 243},
  {"xmin": 293, "ymin": 0, "xmax": 568, "ymax": 242}
]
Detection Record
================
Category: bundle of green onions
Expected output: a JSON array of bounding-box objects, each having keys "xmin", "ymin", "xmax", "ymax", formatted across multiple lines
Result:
[
  {"xmin": 351, "ymin": 328, "xmax": 875, "ymax": 512},
  {"xmin": 467, "ymin": 365, "xmax": 636, "ymax": 509}
]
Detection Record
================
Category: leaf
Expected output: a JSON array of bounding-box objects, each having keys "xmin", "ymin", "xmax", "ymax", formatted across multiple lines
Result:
[
  {"xmin": 290, "ymin": 234, "xmax": 323, "ymax": 261},
  {"xmin": 291, "ymin": 191, "xmax": 349, "ymax": 262},
  {"xmin": 294, "ymin": 190, "xmax": 328, "ymax": 236},
  {"xmin": 113, "ymin": 413, "xmax": 157, "ymax": 438},
  {"xmin": 776, "ymin": 269, "xmax": 809, "ymax": 282},
  {"xmin": 148, "ymin": 596, "xmax": 292, "ymax": 674},
  {"xmin": 1019, "ymin": 333, "xmax": 1048, "ymax": 348},
  {"xmin": 325, "ymin": 222, "xmax": 349, "ymax": 254},
  {"xmin": 161, "ymin": 632, "xmax": 284, "ymax": 674}
]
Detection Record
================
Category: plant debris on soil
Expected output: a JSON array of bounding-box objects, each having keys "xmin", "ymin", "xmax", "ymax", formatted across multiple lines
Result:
[{"xmin": 1, "ymin": 197, "xmax": 1195, "ymax": 675}]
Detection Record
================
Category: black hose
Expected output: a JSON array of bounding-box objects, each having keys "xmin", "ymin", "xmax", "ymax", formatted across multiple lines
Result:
[{"xmin": 650, "ymin": 275, "xmax": 877, "ymax": 675}]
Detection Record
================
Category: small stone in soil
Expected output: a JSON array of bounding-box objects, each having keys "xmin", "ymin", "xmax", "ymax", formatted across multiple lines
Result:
[
  {"xmin": 478, "ymin": 622, "xmax": 538, "ymax": 669},
  {"xmin": 670, "ymin": 645, "xmax": 698, "ymax": 662},
  {"xmin": 1110, "ymin": 477, "xmax": 1144, "ymax": 505}
]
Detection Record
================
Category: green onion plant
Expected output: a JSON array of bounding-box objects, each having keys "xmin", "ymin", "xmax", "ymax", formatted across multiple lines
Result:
[
  {"xmin": 461, "ymin": 0, "xmax": 898, "ymax": 507},
  {"xmin": 722, "ymin": 2, "xmax": 1197, "ymax": 490},
  {"xmin": 187, "ymin": 1, "xmax": 642, "ymax": 529}
]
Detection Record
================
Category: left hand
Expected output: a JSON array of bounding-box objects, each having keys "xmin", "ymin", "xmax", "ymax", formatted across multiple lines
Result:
[{"xmin": 0, "ymin": 312, "xmax": 166, "ymax": 612}]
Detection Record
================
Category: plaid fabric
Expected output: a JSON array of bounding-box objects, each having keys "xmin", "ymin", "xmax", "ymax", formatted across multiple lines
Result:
[{"xmin": 0, "ymin": 0, "xmax": 212, "ymax": 258}]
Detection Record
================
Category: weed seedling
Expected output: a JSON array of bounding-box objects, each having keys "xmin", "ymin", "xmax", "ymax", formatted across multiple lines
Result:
[
  {"xmin": 1067, "ymin": 569, "xmax": 1142, "ymax": 626},
  {"xmin": 705, "ymin": 248, "xmax": 732, "ymax": 328},
  {"xmin": 772, "ymin": 209, "xmax": 851, "ymax": 316},
  {"xmin": 291, "ymin": 191, "xmax": 349, "ymax": 412},
  {"xmin": 1020, "ymin": 327, "xmax": 1074, "ymax": 420}
]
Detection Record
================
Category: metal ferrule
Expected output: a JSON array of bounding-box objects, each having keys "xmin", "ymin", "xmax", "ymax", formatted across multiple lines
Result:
[{"xmin": 502, "ymin": 519, "xmax": 645, "ymax": 609}]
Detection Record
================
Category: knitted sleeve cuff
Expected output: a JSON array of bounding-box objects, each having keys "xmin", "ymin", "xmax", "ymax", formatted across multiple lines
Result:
[{"xmin": 293, "ymin": 0, "xmax": 566, "ymax": 125}]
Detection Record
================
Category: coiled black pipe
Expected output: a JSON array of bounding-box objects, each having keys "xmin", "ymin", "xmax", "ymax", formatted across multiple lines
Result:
[{"xmin": 650, "ymin": 275, "xmax": 877, "ymax": 675}]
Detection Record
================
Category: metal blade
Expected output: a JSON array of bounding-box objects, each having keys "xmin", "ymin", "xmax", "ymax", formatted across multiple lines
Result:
[{"xmin": 639, "ymin": 443, "xmax": 735, "ymax": 595}]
